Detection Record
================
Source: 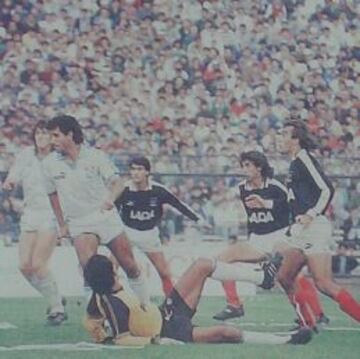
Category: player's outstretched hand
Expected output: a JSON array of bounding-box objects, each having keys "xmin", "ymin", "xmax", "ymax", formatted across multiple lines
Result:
[
  {"xmin": 245, "ymin": 194, "xmax": 266, "ymax": 208},
  {"xmin": 295, "ymin": 214, "xmax": 313, "ymax": 227}
]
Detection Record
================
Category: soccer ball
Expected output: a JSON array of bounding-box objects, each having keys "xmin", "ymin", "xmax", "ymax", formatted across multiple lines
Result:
[{"xmin": 128, "ymin": 303, "xmax": 162, "ymax": 337}]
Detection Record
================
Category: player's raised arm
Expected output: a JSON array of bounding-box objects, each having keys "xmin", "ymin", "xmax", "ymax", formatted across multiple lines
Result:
[{"xmin": 161, "ymin": 185, "xmax": 200, "ymax": 222}]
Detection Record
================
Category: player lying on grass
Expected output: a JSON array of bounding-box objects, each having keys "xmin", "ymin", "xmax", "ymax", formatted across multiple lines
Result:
[{"xmin": 83, "ymin": 254, "xmax": 312, "ymax": 345}]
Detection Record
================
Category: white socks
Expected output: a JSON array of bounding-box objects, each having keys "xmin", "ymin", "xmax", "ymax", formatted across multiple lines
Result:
[
  {"xmin": 211, "ymin": 261, "xmax": 264, "ymax": 285},
  {"xmin": 128, "ymin": 271, "xmax": 150, "ymax": 306},
  {"xmin": 243, "ymin": 331, "xmax": 290, "ymax": 345},
  {"xmin": 30, "ymin": 273, "xmax": 64, "ymax": 314}
]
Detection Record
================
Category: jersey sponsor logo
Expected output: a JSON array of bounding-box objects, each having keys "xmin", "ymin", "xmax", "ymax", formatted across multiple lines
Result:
[
  {"xmin": 249, "ymin": 211, "xmax": 274, "ymax": 224},
  {"xmin": 130, "ymin": 209, "xmax": 155, "ymax": 221},
  {"xmin": 288, "ymin": 189, "xmax": 295, "ymax": 201}
]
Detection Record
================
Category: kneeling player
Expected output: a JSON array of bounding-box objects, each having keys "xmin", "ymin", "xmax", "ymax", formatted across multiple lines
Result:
[{"xmin": 83, "ymin": 254, "xmax": 312, "ymax": 345}]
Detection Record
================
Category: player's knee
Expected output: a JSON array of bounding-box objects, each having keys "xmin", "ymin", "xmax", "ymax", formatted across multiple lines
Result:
[
  {"xmin": 193, "ymin": 257, "xmax": 214, "ymax": 276},
  {"xmin": 221, "ymin": 327, "xmax": 243, "ymax": 343},
  {"xmin": 124, "ymin": 265, "xmax": 141, "ymax": 278},
  {"xmin": 313, "ymin": 277, "xmax": 330, "ymax": 294}
]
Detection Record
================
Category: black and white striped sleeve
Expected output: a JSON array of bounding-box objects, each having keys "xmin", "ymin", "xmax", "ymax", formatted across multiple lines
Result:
[{"xmin": 298, "ymin": 150, "xmax": 332, "ymax": 217}]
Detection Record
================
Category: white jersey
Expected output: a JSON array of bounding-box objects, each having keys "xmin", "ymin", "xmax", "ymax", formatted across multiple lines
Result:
[
  {"xmin": 8, "ymin": 147, "xmax": 53, "ymax": 212},
  {"xmin": 41, "ymin": 145, "xmax": 119, "ymax": 221}
]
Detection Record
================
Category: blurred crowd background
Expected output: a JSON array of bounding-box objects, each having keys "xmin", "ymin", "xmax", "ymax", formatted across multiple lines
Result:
[{"xmin": 0, "ymin": 0, "xmax": 359, "ymax": 247}]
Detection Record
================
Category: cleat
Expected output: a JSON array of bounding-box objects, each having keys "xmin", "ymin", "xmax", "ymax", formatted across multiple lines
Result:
[
  {"xmin": 46, "ymin": 297, "xmax": 68, "ymax": 326},
  {"xmin": 287, "ymin": 327, "xmax": 313, "ymax": 345},
  {"xmin": 259, "ymin": 252, "xmax": 283, "ymax": 289},
  {"xmin": 46, "ymin": 297, "xmax": 67, "ymax": 315},
  {"xmin": 213, "ymin": 305, "xmax": 245, "ymax": 321},
  {"xmin": 46, "ymin": 312, "xmax": 68, "ymax": 326}
]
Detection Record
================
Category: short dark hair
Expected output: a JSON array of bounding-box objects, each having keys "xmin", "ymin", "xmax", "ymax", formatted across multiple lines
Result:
[
  {"xmin": 240, "ymin": 151, "xmax": 274, "ymax": 178},
  {"xmin": 47, "ymin": 115, "xmax": 84, "ymax": 144},
  {"xmin": 83, "ymin": 255, "xmax": 115, "ymax": 295},
  {"xmin": 32, "ymin": 120, "xmax": 48, "ymax": 153},
  {"xmin": 283, "ymin": 119, "xmax": 316, "ymax": 150},
  {"xmin": 129, "ymin": 156, "xmax": 151, "ymax": 172}
]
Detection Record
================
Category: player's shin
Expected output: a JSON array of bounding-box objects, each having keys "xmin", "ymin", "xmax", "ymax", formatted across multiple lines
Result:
[
  {"xmin": 335, "ymin": 289, "xmax": 360, "ymax": 322},
  {"xmin": 296, "ymin": 276, "xmax": 324, "ymax": 320}
]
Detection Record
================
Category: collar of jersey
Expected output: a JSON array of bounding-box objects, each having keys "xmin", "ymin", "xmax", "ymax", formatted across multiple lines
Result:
[
  {"xmin": 128, "ymin": 178, "xmax": 154, "ymax": 191},
  {"xmin": 244, "ymin": 178, "xmax": 269, "ymax": 190}
]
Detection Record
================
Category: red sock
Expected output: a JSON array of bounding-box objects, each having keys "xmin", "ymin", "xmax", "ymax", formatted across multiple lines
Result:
[
  {"xmin": 296, "ymin": 276, "xmax": 324, "ymax": 319},
  {"xmin": 290, "ymin": 291, "xmax": 317, "ymax": 328},
  {"xmin": 335, "ymin": 289, "xmax": 360, "ymax": 322},
  {"xmin": 222, "ymin": 281, "xmax": 242, "ymax": 307},
  {"xmin": 161, "ymin": 277, "xmax": 174, "ymax": 297}
]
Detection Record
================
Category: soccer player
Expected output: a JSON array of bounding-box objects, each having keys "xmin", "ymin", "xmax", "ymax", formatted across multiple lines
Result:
[
  {"xmin": 2, "ymin": 120, "xmax": 66, "ymax": 325},
  {"xmin": 280, "ymin": 119, "xmax": 360, "ymax": 325},
  {"xmin": 115, "ymin": 156, "xmax": 206, "ymax": 296},
  {"xmin": 83, "ymin": 254, "xmax": 312, "ymax": 345},
  {"xmin": 42, "ymin": 115, "xmax": 148, "ymax": 305},
  {"xmin": 212, "ymin": 151, "xmax": 327, "ymax": 327}
]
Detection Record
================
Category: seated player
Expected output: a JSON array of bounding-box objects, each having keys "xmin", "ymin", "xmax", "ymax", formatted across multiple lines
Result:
[{"xmin": 83, "ymin": 254, "xmax": 312, "ymax": 345}]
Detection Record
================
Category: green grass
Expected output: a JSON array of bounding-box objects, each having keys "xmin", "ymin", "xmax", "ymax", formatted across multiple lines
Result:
[{"xmin": 1, "ymin": 292, "xmax": 360, "ymax": 359}]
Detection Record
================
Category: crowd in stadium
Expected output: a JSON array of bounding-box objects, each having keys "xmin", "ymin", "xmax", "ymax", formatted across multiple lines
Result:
[{"xmin": 0, "ymin": 0, "xmax": 359, "ymax": 245}]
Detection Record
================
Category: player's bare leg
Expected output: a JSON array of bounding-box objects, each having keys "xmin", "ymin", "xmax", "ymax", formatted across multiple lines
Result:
[
  {"xmin": 216, "ymin": 242, "xmax": 267, "ymax": 263},
  {"xmin": 73, "ymin": 233, "xmax": 99, "ymax": 268},
  {"xmin": 107, "ymin": 233, "xmax": 140, "ymax": 278},
  {"xmin": 18, "ymin": 231, "xmax": 38, "ymax": 279},
  {"xmin": 108, "ymin": 232, "xmax": 149, "ymax": 304},
  {"xmin": 146, "ymin": 251, "xmax": 173, "ymax": 296},
  {"xmin": 172, "ymin": 258, "xmax": 312, "ymax": 344},
  {"xmin": 19, "ymin": 230, "xmax": 65, "ymax": 325}
]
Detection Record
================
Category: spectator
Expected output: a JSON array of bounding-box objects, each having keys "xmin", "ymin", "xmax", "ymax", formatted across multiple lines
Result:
[{"xmin": 332, "ymin": 242, "xmax": 359, "ymax": 276}]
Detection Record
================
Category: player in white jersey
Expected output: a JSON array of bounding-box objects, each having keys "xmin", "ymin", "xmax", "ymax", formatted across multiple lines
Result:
[
  {"xmin": 42, "ymin": 115, "xmax": 148, "ymax": 305},
  {"xmin": 2, "ymin": 121, "xmax": 66, "ymax": 326}
]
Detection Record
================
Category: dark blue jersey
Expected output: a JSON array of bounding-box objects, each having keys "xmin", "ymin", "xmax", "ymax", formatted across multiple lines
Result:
[
  {"xmin": 239, "ymin": 178, "xmax": 290, "ymax": 236},
  {"xmin": 115, "ymin": 180, "xmax": 199, "ymax": 231},
  {"xmin": 287, "ymin": 149, "xmax": 334, "ymax": 219}
]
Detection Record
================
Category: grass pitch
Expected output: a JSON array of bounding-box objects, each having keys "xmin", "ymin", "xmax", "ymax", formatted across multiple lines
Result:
[{"xmin": 1, "ymin": 291, "xmax": 359, "ymax": 359}]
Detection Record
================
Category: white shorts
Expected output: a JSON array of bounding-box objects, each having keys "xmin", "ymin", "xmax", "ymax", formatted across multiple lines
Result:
[
  {"xmin": 286, "ymin": 215, "xmax": 332, "ymax": 254},
  {"xmin": 68, "ymin": 209, "xmax": 124, "ymax": 245},
  {"xmin": 124, "ymin": 226, "xmax": 162, "ymax": 253},
  {"xmin": 249, "ymin": 227, "xmax": 290, "ymax": 254},
  {"xmin": 21, "ymin": 209, "xmax": 57, "ymax": 233}
]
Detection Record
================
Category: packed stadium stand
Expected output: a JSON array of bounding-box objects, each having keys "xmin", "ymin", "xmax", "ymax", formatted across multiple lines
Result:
[{"xmin": 0, "ymin": 0, "xmax": 359, "ymax": 251}]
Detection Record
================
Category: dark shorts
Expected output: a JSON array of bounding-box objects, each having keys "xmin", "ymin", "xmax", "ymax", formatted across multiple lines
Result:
[{"xmin": 159, "ymin": 289, "xmax": 194, "ymax": 343}]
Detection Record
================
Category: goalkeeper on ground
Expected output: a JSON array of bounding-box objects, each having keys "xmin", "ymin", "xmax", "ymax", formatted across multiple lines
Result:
[{"xmin": 83, "ymin": 254, "xmax": 312, "ymax": 346}]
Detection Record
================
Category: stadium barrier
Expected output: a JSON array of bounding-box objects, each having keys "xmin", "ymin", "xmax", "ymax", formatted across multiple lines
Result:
[{"xmin": 0, "ymin": 241, "xmax": 256, "ymax": 298}]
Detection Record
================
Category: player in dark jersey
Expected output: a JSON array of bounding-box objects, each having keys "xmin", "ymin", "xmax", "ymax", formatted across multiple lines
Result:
[
  {"xmin": 213, "ymin": 151, "xmax": 327, "ymax": 327},
  {"xmin": 115, "ymin": 156, "xmax": 206, "ymax": 296},
  {"xmin": 83, "ymin": 254, "xmax": 312, "ymax": 345},
  {"xmin": 280, "ymin": 120, "xmax": 360, "ymax": 325}
]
